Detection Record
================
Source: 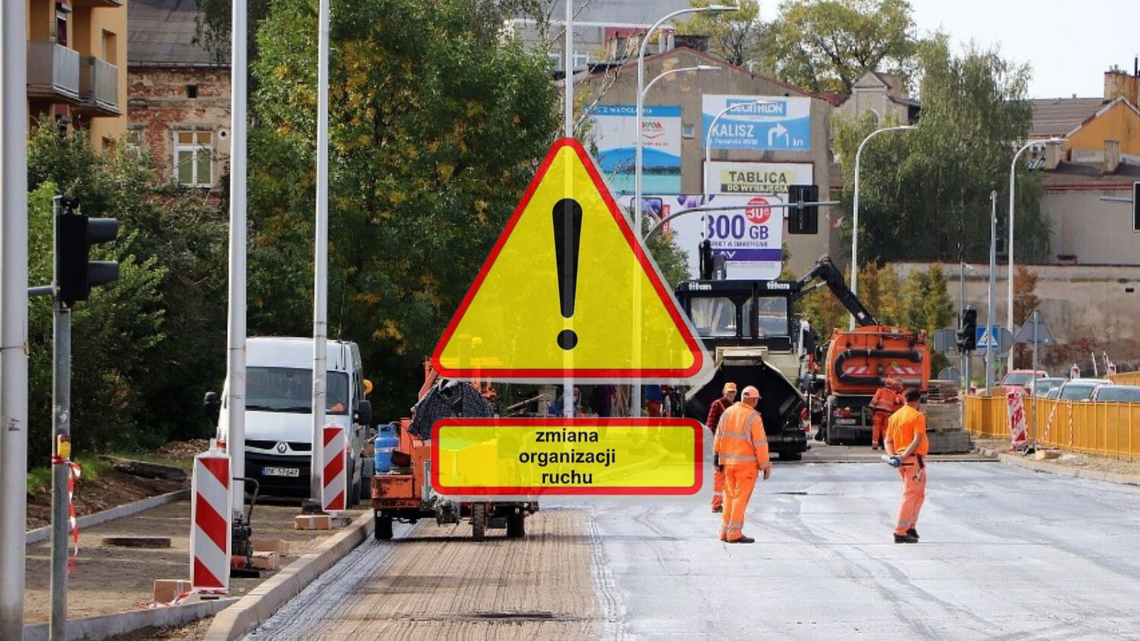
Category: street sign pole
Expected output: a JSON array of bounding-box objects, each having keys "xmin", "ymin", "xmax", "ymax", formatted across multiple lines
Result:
[{"xmin": 1030, "ymin": 313, "xmax": 1039, "ymax": 451}]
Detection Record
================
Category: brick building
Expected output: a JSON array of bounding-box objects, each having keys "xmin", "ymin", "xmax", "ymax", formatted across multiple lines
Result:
[{"xmin": 127, "ymin": 0, "xmax": 230, "ymax": 191}]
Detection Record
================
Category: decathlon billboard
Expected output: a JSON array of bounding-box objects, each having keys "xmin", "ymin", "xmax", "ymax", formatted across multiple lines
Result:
[
  {"xmin": 702, "ymin": 95, "xmax": 811, "ymax": 151},
  {"xmin": 587, "ymin": 104, "xmax": 683, "ymax": 194}
]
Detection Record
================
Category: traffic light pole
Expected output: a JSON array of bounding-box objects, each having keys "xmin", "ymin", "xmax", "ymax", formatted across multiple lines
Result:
[
  {"xmin": 49, "ymin": 195, "xmax": 73, "ymax": 640},
  {"xmin": 50, "ymin": 293, "xmax": 71, "ymax": 641},
  {"xmin": 985, "ymin": 191, "xmax": 997, "ymax": 395}
]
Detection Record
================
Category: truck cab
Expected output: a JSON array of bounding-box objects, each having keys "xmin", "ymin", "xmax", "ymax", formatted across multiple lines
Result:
[{"xmin": 673, "ymin": 278, "xmax": 810, "ymax": 460}]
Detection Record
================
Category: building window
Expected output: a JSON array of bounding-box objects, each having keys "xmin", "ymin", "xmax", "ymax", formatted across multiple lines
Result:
[
  {"xmin": 682, "ymin": 123, "xmax": 695, "ymax": 139},
  {"xmin": 186, "ymin": 84, "xmax": 198, "ymax": 99},
  {"xmin": 174, "ymin": 130, "xmax": 213, "ymax": 187},
  {"xmin": 571, "ymin": 51, "xmax": 590, "ymax": 71},
  {"xmin": 548, "ymin": 52, "xmax": 561, "ymax": 71}
]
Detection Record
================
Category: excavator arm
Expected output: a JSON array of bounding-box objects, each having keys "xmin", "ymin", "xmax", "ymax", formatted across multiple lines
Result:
[{"xmin": 794, "ymin": 256, "xmax": 879, "ymax": 327}]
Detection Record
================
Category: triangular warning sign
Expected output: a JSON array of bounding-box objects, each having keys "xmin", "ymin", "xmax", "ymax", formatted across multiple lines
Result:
[{"xmin": 432, "ymin": 138, "xmax": 708, "ymax": 381}]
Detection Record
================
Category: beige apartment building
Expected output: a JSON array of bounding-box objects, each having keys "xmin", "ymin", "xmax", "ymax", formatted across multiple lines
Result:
[{"xmin": 26, "ymin": 0, "xmax": 128, "ymax": 151}]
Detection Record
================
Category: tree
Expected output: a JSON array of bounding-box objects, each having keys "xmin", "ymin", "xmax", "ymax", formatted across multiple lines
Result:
[
  {"xmin": 761, "ymin": 0, "xmax": 919, "ymax": 94},
  {"xmin": 247, "ymin": 0, "xmax": 562, "ymax": 419},
  {"xmin": 679, "ymin": 0, "xmax": 768, "ymax": 67},
  {"xmin": 26, "ymin": 123, "xmax": 228, "ymax": 464},
  {"xmin": 1012, "ymin": 265, "xmax": 1041, "ymax": 368},
  {"xmin": 833, "ymin": 36, "xmax": 1047, "ymax": 266}
]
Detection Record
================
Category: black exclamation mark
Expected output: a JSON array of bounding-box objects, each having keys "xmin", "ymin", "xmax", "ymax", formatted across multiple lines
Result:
[{"xmin": 553, "ymin": 198, "xmax": 583, "ymax": 351}]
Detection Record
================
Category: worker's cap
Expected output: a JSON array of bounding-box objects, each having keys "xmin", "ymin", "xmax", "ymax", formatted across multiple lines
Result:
[
  {"xmin": 723, "ymin": 382, "xmax": 737, "ymax": 393},
  {"xmin": 741, "ymin": 385, "xmax": 761, "ymax": 399}
]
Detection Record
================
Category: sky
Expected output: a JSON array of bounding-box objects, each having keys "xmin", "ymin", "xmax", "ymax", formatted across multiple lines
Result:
[{"xmin": 903, "ymin": 0, "xmax": 1140, "ymax": 99}]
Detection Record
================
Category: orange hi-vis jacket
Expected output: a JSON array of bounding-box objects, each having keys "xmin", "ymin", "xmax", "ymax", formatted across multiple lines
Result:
[
  {"xmin": 870, "ymin": 386, "xmax": 902, "ymax": 413},
  {"xmin": 886, "ymin": 405, "xmax": 929, "ymax": 456},
  {"xmin": 714, "ymin": 402, "xmax": 771, "ymax": 469}
]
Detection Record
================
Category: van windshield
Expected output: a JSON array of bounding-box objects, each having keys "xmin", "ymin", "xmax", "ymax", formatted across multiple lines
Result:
[{"xmin": 246, "ymin": 367, "xmax": 349, "ymax": 414}]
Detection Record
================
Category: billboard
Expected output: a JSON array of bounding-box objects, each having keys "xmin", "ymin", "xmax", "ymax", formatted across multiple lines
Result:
[
  {"xmin": 702, "ymin": 95, "xmax": 812, "ymax": 151},
  {"xmin": 588, "ymin": 104, "xmax": 683, "ymax": 194},
  {"xmin": 620, "ymin": 194, "xmax": 785, "ymax": 281},
  {"xmin": 704, "ymin": 161, "xmax": 814, "ymax": 196}
]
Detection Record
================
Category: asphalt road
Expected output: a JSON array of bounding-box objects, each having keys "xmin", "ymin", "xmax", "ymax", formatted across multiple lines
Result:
[{"xmin": 248, "ymin": 460, "xmax": 1140, "ymax": 641}]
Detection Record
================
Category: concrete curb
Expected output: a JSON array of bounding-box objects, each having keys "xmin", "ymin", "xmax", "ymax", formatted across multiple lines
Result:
[
  {"xmin": 976, "ymin": 447, "xmax": 1140, "ymax": 486},
  {"xmin": 202, "ymin": 511, "xmax": 373, "ymax": 641},
  {"xmin": 22, "ymin": 596, "xmax": 236, "ymax": 641},
  {"xmin": 26, "ymin": 490, "xmax": 191, "ymax": 545}
]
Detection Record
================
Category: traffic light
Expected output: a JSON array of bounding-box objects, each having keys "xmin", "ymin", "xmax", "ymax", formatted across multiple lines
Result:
[
  {"xmin": 56, "ymin": 198, "xmax": 120, "ymax": 306},
  {"xmin": 957, "ymin": 306, "xmax": 978, "ymax": 352},
  {"xmin": 787, "ymin": 184, "xmax": 819, "ymax": 235}
]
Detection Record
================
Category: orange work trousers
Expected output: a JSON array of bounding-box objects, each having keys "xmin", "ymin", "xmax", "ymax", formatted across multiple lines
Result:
[
  {"xmin": 712, "ymin": 466, "xmax": 725, "ymax": 510},
  {"xmin": 720, "ymin": 464, "xmax": 759, "ymax": 541},
  {"xmin": 894, "ymin": 457, "xmax": 927, "ymax": 536},
  {"xmin": 871, "ymin": 411, "xmax": 890, "ymax": 448}
]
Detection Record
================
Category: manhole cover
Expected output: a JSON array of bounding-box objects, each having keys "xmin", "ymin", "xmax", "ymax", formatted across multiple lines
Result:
[{"xmin": 101, "ymin": 536, "xmax": 172, "ymax": 549}]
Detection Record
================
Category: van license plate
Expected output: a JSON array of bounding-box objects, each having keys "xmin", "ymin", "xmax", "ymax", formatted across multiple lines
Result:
[{"xmin": 263, "ymin": 467, "xmax": 300, "ymax": 477}]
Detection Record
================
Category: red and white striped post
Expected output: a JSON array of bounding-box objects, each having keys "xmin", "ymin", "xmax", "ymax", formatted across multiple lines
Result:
[
  {"xmin": 190, "ymin": 444, "xmax": 232, "ymax": 592},
  {"xmin": 321, "ymin": 425, "xmax": 347, "ymax": 513}
]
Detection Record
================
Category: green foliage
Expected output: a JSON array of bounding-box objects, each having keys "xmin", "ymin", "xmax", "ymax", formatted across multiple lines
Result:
[
  {"xmin": 833, "ymin": 36, "xmax": 1047, "ymax": 266},
  {"xmin": 247, "ymin": 0, "xmax": 562, "ymax": 419},
  {"xmin": 759, "ymin": 0, "xmax": 919, "ymax": 93},
  {"xmin": 680, "ymin": 0, "xmax": 768, "ymax": 67},
  {"xmin": 25, "ymin": 124, "xmax": 228, "ymax": 467},
  {"xmin": 643, "ymin": 219, "xmax": 692, "ymax": 287}
]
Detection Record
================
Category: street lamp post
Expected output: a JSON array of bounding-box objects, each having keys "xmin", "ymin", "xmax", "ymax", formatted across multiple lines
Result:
[
  {"xmin": 1006, "ymin": 137, "xmax": 1064, "ymax": 372},
  {"xmin": 849, "ymin": 125, "xmax": 917, "ymax": 328},
  {"xmin": 635, "ymin": 5, "xmax": 737, "ymax": 238},
  {"xmin": 702, "ymin": 100, "xmax": 776, "ymax": 198},
  {"xmin": 631, "ymin": 6, "xmax": 733, "ymax": 420}
]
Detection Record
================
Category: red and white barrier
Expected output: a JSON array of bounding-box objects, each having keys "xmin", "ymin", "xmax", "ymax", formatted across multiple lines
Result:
[
  {"xmin": 322, "ymin": 425, "xmax": 348, "ymax": 512},
  {"xmin": 190, "ymin": 446, "xmax": 232, "ymax": 592},
  {"xmin": 1005, "ymin": 387, "xmax": 1028, "ymax": 448}
]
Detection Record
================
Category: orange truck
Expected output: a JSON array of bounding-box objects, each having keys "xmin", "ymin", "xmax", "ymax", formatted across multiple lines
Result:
[{"xmin": 818, "ymin": 324, "xmax": 931, "ymax": 445}]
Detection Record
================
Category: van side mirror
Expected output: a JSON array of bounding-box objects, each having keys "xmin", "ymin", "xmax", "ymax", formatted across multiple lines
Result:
[
  {"xmin": 203, "ymin": 391, "xmax": 221, "ymax": 427},
  {"xmin": 355, "ymin": 399, "xmax": 373, "ymax": 426}
]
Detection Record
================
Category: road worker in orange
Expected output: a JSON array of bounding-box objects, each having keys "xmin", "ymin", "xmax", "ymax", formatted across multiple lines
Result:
[
  {"xmin": 884, "ymin": 387, "xmax": 928, "ymax": 544},
  {"xmin": 713, "ymin": 385, "xmax": 771, "ymax": 544},
  {"xmin": 869, "ymin": 378, "xmax": 904, "ymax": 450},
  {"xmin": 705, "ymin": 382, "xmax": 737, "ymax": 512}
]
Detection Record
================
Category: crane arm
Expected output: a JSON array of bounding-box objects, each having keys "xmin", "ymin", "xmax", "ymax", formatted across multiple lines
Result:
[{"xmin": 794, "ymin": 256, "xmax": 879, "ymax": 327}]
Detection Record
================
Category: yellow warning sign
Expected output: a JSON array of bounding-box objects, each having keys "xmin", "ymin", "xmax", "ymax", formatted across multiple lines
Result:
[{"xmin": 432, "ymin": 138, "xmax": 707, "ymax": 380}]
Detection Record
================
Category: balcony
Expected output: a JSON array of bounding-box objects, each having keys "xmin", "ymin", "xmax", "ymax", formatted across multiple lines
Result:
[
  {"xmin": 26, "ymin": 41, "xmax": 81, "ymax": 102},
  {"xmin": 71, "ymin": 0, "xmax": 123, "ymax": 7},
  {"xmin": 75, "ymin": 56, "xmax": 120, "ymax": 116}
]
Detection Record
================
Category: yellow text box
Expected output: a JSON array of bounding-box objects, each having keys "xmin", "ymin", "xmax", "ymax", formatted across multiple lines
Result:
[{"xmin": 430, "ymin": 419, "xmax": 703, "ymax": 496}]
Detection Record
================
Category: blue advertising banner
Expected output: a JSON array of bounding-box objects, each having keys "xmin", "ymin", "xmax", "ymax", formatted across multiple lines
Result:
[
  {"xmin": 702, "ymin": 95, "xmax": 812, "ymax": 151},
  {"xmin": 587, "ymin": 105, "xmax": 683, "ymax": 194}
]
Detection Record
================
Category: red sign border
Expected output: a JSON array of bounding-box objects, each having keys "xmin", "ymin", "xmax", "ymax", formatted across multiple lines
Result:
[
  {"xmin": 430, "ymin": 417, "xmax": 704, "ymax": 496},
  {"xmin": 430, "ymin": 137, "xmax": 705, "ymax": 380}
]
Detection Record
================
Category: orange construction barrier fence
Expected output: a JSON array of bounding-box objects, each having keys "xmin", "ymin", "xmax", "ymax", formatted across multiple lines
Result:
[{"xmin": 964, "ymin": 393, "xmax": 1139, "ymax": 462}]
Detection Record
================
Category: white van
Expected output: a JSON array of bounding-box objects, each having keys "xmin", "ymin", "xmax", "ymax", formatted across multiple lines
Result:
[{"xmin": 208, "ymin": 337, "xmax": 373, "ymax": 500}]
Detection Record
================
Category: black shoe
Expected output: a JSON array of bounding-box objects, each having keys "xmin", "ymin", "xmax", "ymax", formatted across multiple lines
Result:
[
  {"xmin": 894, "ymin": 533, "xmax": 919, "ymax": 544},
  {"xmin": 727, "ymin": 535, "xmax": 755, "ymax": 544},
  {"xmin": 907, "ymin": 528, "xmax": 919, "ymax": 540}
]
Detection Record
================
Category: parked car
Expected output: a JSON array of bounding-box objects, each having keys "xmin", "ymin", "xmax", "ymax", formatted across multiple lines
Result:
[
  {"xmin": 1056, "ymin": 379, "xmax": 1112, "ymax": 401},
  {"xmin": 1028, "ymin": 377, "xmax": 1066, "ymax": 397},
  {"xmin": 1044, "ymin": 387, "xmax": 1062, "ymax": 400},
  {"xmin": 1000, "ymin": 369, "xmax": 1049, "ymax": 393},
  {"xmin": 1089, "ymin": 385, "xmax": 1140, "ymax": 402}
]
